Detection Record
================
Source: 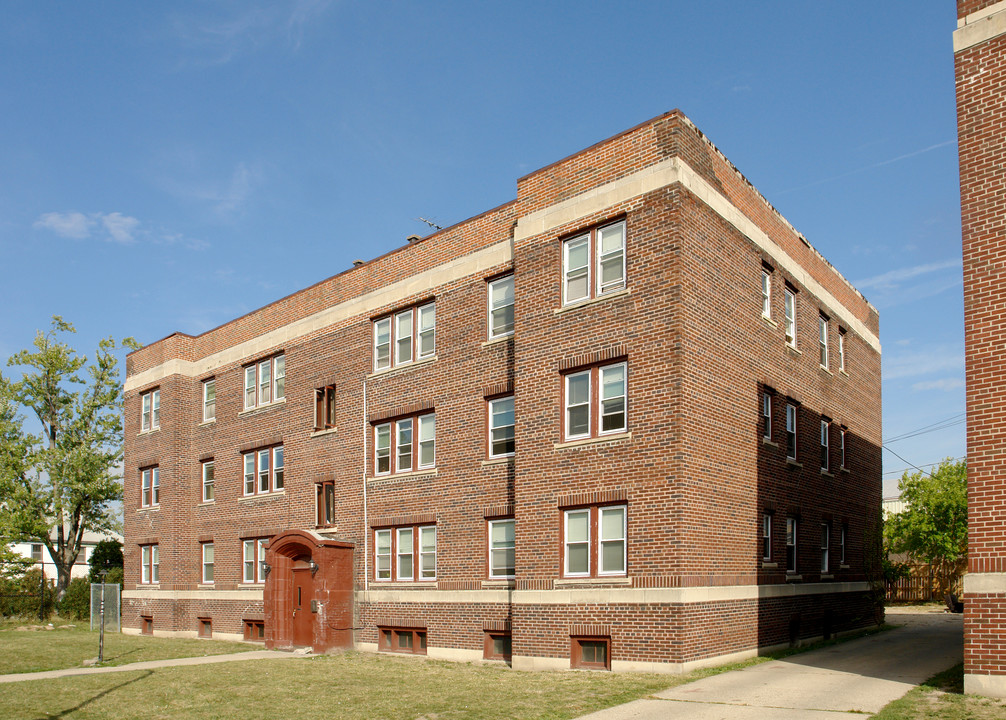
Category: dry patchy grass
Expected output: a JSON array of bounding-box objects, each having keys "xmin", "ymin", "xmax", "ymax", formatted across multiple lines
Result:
[{"xmin": 873, "ymin": 664, "xmax": 1006, "ymax": 720}]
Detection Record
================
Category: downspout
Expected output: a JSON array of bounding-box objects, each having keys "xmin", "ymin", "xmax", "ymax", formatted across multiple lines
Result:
[{"xmin": 362, "ymin": 379, "xmax": 369, "ymax": 592}]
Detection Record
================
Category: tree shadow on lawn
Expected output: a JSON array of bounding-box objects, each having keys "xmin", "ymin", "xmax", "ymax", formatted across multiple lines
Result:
[{"xmin": 31, "ymin": 670, "xmax": 152, "ymax": 720}]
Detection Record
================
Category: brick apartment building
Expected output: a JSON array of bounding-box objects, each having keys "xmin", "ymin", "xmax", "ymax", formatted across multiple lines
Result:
[
  {"xmin": 121, "ymin": 111, "xmax": 882, "ymax": 672},
  {"xmin": 955, "ymin": 1, "xmax": 1006, "ymax": 698}
]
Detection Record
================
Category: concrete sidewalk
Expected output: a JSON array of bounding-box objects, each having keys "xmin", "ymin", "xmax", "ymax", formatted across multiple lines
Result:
[
  {"xmin": 0, "ymin": 649, "xmax": 303, "ymax": 684},
  {"xmin": 577, "ymin": 607, "xmax": 963, "ymax": 719}
]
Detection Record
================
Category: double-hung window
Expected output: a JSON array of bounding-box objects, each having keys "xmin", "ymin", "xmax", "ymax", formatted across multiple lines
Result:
[
  {"xmin": 786, "ymin": 404, "xmax": 798, "ymax": 461},
  {"xmin": 316, "ymin": 481, "xmax": 336, "ymax": 526},
  {"xmin": 784, "ymin": 288, "xmax": 797, "ymax": 347},
  {"xmin": 243, "ymin": 445, "xmax": 284, "ymax": 496},
  {"xmin": 838, "ymin": 329, "xmax": 846, "ymax": 372},
  {"xmin": 141, "ymin": 467, "xmax": 159, "ymax": 508},
  {"xmin": 820, "ymin": 420, "xmax": 830, "ymax": 472},
  {"xmin": 564, "ymin": 362, "xmax": 627, "ymax": 440},
  {"xmin": 488, "ymin": 518, "xmax": 515, "ymax": 578},
  {"xmin": 786, "ymin": 518, "xmax": 798, "ymax": 573},
  {"xmin": 201, "ymin": 460, "xmax": 214, "ymax": 502},
  {"xmin": 374, "ymin": 525, "xmax": 436, "ymax": 581},
  {"xmin": 840, "ymin": 428, "xmax": 847, "ymax": 470},
  {"xmin": 820, "ymin": 524, "xmax": 830, "ymax": 572},
  {"xmin": 141, "ymin": 389, "xmax": 160, "ymax": 431},
  {"xmin": 202, "ymin": 379, "xmax": 215, "ymax": 422},
  {"xmin": 762, "ymin": 392, "xmax": 772, "ymax": 441},
  {"xmin": 562, "ymin": 219, "xmax": 626, "ymax": 305},
  {"xmin": 243, "ymin": 355, "xmax": 285, "ymax": 410},
  {"xmin": 762, "ymin": 513, "xmax": 772, "ymax": 561},
  {"xmin": 201, "ymin": 543, "xmax": 214, "ymax": 584},
  {"xmin": 488, "ymin": 275, "xmax": 514, "ymax": 339},
  {"xmin": 242, "ymin": 539, "xmax": 268, "ymax": 584},
  {"xmin": 374, "ymin": 413, "xmax": 435, "ymax": 475},
  {"xmin": 141, "ymin": 544, "xmax": 159, "ymax": 584},
  {"xmin": 563, "ymin": 505, "xmax": 626, "ymax": 578},
  {"xmin": 488, "ymin": 396, "xmax": 515, "ymax": 458},
  {"xmin": 761, "ymin": 269, "xmax": 771, "ymax": 318},
  {"xmin": 373, "ymin": 303, "xmax": 435, "ymax": 371},
  {"xmin": 819, "ymin": 314, "xmax": 829, "ymax": 368}
]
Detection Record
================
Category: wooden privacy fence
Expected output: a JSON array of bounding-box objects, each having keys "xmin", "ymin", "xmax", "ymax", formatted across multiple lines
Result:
[{"xmin": 887, "ymin": 560, "xmax": 965, "ymax": 603}]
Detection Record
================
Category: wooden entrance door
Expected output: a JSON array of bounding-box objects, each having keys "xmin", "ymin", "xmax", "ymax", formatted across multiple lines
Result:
[{"xmin": 291, "ymin": 567, "xmax": 314, "ymax": 647}]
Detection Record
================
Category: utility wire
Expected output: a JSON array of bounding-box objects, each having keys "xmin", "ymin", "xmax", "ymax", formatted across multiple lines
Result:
[
  {"xmin": 883, "ymin": 455, "xmax": 966, "ymax": 477},
  {"xmin": 883, "ymin": 412, "xmax": 966, "ymax": 444}
]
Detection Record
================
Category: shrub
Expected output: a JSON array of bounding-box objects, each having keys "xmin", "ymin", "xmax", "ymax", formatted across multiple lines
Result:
[
  {"xmin": 58, "ymin": 577, "xmax": 91, "ymax": 621},
  {"xmin": 0, "ymin": 568, "xmax": 56, "ymax": 619}
]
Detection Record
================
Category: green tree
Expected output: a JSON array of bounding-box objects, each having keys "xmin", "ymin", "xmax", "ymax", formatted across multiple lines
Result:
[
  {"xmin": 88, "ymin": 538, "xmax": 123, "ymax": 582},
  {"xmin": 0, "ymin": 317, "xmax": 136, "ymax": 600},
  {"xmin": 884, "ymin": 458, "xmax": 967, "ymax": 600}
]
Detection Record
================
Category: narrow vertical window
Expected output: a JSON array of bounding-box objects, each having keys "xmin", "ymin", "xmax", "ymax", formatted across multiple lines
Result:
[
  {"xmin": 786, "ymin": 404, "xmax": 797, "ymax": 460},
  {"xmin": 141, "ymin": 392, "xmax": 151, "ymax": 431},
  {"xmin": 375, "ymin": 423, "xmax": 391, "ymax": 474},
  {"xmin": 564, "ymin": 509, "xmax": 590, "ymax": 576},
  {"xmin": 396, "ymin": 419, "xmax": 413, "ymax": 473},
  {"xmin": 488, "ymin": 396, "xmax": 515, "ymax": 457},
  {"xmin": 596, "ymin": 220, "xmax": 625, "ymax": 295},
  {"xmin": 151, "ymin": 545, "xmax": 160, "ymax": 583},
  {"xmin": 417, "ymin": 415, "xmax": 435, "ymax": 468},
  {"xmin": 202, "ymin": 460, "xmax": 214, "ymax": 502},
  {"xmin": 565, "ymin": 371, "xmax": 591, "ymax": 439},
  {"xmin": 243, "ymin": 540, "xmax": 256, "ymax": 583},
  {"xmin": 151, "ymin": 389, "xmax": 160, "ymax": 429},
  {"xmin": 397, "ymin": 527, "xmax": 414, "ymax": 581},
  {"xmin": 375, "ymin": 529, "xmax": 391, "ymax": 580},
  {"xmin": 202, "ymin": 379, "xmax": 216, "ymax": 422},
  {"xmin": 599, "ymin": 363, "xmax": 626, "ymax": 434},
  {"xmin": 784, "ymin": 288, "xmax": 796, "ymax": 346},
  {"xmin": 819, "ymin": 315, "xmax": 829, "ymax": 368},
  {"xmin": 244, "ymin": 453, "xmax": 255, "ymax": 495},
  {"xmin": 141, "ymin": 546, "xmax": 151, "ymax": 584},
  {"xmin": 258, "ymin": 448, "xmax": 270, "ymax": 493},
  {"xmin": 141, "ymin": 468, "xmax": 151, "ymax": 507},
  {"xmin": 419, "ymin": 526, "xmax": 436, "ymax": 580},
  {"xmin": 763, "ymin": 513, "xmax": 772, "ymax": 561},
  {"xmin": 761, "ymin": 269, "xmax": 771, "ymax": 318},
  {"xmin": 244, "ymin": 366, "xmax": 256, "ymax": 409},
  {"xmin": 840, "ymin": 526, "xmax": 847, "ymax": 565},
  {"xmin": 786, "ymin": 518, "xmax": 797, "ymax": 573},
  {"xmin": 840, "ymin": 428, "xmax": 847, "ymax": 469},
  {"xmin": 488, "ymin": 519, "xmax": 515, "ymax": 578},
  {"xmin": 762, "ymin": 393, "xmax": 772, "ymax": 440},
  {"xmin": 563, "ymin": 235, "xmax": 590, "ymax": 304},
  {"xmin": 274, "ymin": 355, "xmax": 285, "ymax": 400},
  {"xmin": 273, "ymin": 446, "xmax": 284, "ymax": 490},
  {"xmin": 202, "ymin": 543, "xmax": 214, "ymax": 584},
  {"xmin": 417, "ymin": 304, "xmax": 435, "ymax": 359},
  {"xmin": 374, "ymin": 317, "xmax": 392, "ymax": 371},
  {"xmin": 151, "ymin": 467, "xmax": 160, "ymax": 505},
  {"xmin": 838, "ymin": 330, "xmax": 846, "ymax": 372},
  {"xmin": 258, "ymin": 539, "xmax": 268, "ymax": 580},
  {"xmin": 820, "ymin": 420, "xmax": 830, "ymax": 471},
  {"xmin": 599, "ymin": 506, "xmax": 626, "ymax": 575},
  {"xmin": 820, "ymin": 524, "xmax": 830, "ymax": 573},
  {"xmin": 488, "ymin": 275, "xmax": 515, "ymax": 339},
  {"xmin": 395, "ymin": 309, "xmax": 414, "ymax": 365},
  {"xmin": 258, "ymin": 359, "xmax": 272, "ymax": 405},
  {"xmin": 315, "ymin": 385, "xmax": 336, "ymax": 430}
]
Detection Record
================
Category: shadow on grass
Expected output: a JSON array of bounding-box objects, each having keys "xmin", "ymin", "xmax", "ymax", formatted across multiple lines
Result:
[
  {"xmin": 101, "ymin": 648, "xmax": 141, "ymax": 664},
  {"xmin": 920, "ymin": 663, "xmax": 964, "ymax": 694},
  {"xmin": 31, "ymin": 670, "xmax": 153, "ymax": 720}
]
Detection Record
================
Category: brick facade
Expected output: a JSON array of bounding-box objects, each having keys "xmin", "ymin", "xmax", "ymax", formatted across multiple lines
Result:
[
  {"xmin": 955, "ymin": 0, "xmax": 1006, "ymax": 698},
  {"xmin": 122, "ymin": 111, "xmax": 882, "ymax": 672}
]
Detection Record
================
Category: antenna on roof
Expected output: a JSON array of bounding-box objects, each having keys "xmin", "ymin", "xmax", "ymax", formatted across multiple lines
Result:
[{"xmin": 416, "ymin": 217, "xmax": 443, "ymax": 231}]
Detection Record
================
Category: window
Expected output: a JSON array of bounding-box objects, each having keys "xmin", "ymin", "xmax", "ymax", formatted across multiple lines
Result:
[
  {"xmin": 315, "ymin": 385, "xmax": 336, "ymax": 431},
  {"xmin": 201, "ymin": 460, "xmax": 214, "ymax": 502},
  {"xmin": 198, "ymin": 618, "xmax": 212, "ymax": 638},
  {"xmin": 378, "ymin": 626, "xmax": 427, "ymax": 655},
  {"xmin": 761, "ymin": 269, "xmax": 771, "ymax": 318},
  {"xmin": 840, "ymin": 428, "xmax": 847, "ymax": 469},
  {"xmin": 488, "ymin": 396, "xmax": 515, "ymax": 457},
  {"xmin": 243, "ymin": 354, "xmax": 285, "ymax": 410},
  {"xmin": 141, "ymin": 467, "xmax": 159, "ymax": 507},
  {"xmin": 141, "ymin": 615, "xmax": 153, "ymax": 635},
  {"xmin": 202, "ymin": 379, "xmax": 215, "ymax": 422},
  {"xmin": 243, "ymin": 539, "xmax": 268, "ymax": 584},
  {"xmin": 488, "ymin": 275, "xmax": 515, "ymax": 339},
  {"xmin": 786, "ymin": 518, "xmax": 797, "ymax": 574},
  {"xmin": 488, "ymin": 519, "xmax": 515, "ymax": 578},
  {"xmin": 784, "ymin": 288, "xmax": 797, "ymax": 346},
  {"xmin": 484, "ymin": 632, "xmax": 512, "ymax": 660},
  {"xmin": 762, "ymin": 513, "xmax": 772, "ymax": 561},
  {"xmin": 31, "ymin": 544, "xmax": 43, "ymax": 562},
  {"xmin": 820, "ymin": 420, "xmax": 830, "ymax": 472},
  {"xmin": 316, "ymin": 481, "xmax": 336, "ymax": 526},
  {"xmin": 562, "ymin": 219, "xmax": 626, "ymax": 305},
  {"xmin": 838, "ymin": 329, "xmax": 846, "ymax": 372},
  {"xmin": 373, "ymin": 303, "xmax": 435, "ymax": 371},
  {"xmin": 564, "ymin": 362, "xmax": 627, "ymax": 440},
  {"xmin": 840, "ymin": 525, "xmax": 847, "ymax": 565},
  {"xmin": 201, "ymin": 543, "xmax": 214, "ymax": 584},
  {"xmin": 141, "ymin": 544, "xmax": 159, "ymax": 584},
  {"xmin": 242, "ymin": 445, "xmax": 284, "ymax": 496},
  {"xmin": 820, "ymin": 524, "xmax": 830, "ymax": 572},
  {"xmin": 819, "ymin": 314, "xmax": 829, "ymax": 368},
  {"xmin": 785, "ymin": 404, "xmax": 797, "ymax": 461},
  {"xmin": 374, "ymin": 525, "xmax": 436, "ymax": 581},
  {"xmin": 141, "ymin": 388, "xmax": 160, "ymax": 431},
  {"xmin": 571, "ymin": 637, "xmax": 610, "ymax": 670},
  {"xmin": 373, "ymin": 413, "xmax": 435, "ymax": 475},
  {"xmin": 762, "ymin": 393, "xmax": 772, "ymax": 441},
  {"xmin": 243, "ymin": 620, "xmax": 265, "ymax": 642},
  {"xmin": 563, "ymin": 505, "xmax": 626, "ymax": 577}
]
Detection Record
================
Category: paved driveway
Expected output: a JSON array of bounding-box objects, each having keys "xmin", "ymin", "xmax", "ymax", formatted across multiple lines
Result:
[{"xmin": 577, "ymin": 607, "xmax": 962, "ymax": 719}]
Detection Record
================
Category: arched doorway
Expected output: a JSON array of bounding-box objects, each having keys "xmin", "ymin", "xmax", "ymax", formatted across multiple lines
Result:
[{"xmin": 263, "ymin": 529, "xmax": 354, "ymax": 652}]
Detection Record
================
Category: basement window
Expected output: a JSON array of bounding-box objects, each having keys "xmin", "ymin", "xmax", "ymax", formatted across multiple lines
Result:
[{"xmin": 378, "ymin": 626, "xmax": 427, "ymax": 655}]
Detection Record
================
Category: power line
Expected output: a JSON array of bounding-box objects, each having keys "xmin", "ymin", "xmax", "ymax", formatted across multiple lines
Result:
[
  {"xmin": 883, "ymin": 412, "xmax": 966, "ymax": 444},
  {"xmin": 883, "ymin": 455, "xmax": 966, "ymax": 477}
]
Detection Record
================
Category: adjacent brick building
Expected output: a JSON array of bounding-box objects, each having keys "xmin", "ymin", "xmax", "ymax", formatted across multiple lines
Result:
[
  {"xmin": 955, "ymin": 0, "xmax": 1006, "ymax": 698},
  {"xmin": 121, "ymin": 111, "xmax": 882, "ymax": 672}
]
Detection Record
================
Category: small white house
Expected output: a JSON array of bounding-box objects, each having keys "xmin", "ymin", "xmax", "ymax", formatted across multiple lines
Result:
[{"xmin": 9, "ymin": 529, "xmax": 122, "ymax": 580}]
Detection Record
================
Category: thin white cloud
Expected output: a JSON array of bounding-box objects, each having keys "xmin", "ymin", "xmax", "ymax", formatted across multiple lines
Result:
[
  {"xmin": 165, "ymin": 161, "xmax": 264, "ymax": 218},
  {"xmin": 884, "ymin": 344, "xmax": 964, "ymax": 381},
  {"xmin": 855, "ymin": 259, "xmax": 962, "ymax": 292},
  {"xmin": 101, "ymin": 212, "xmax": 141, "ymax": 244},
  {"xmin": 34, "ymin": 211, "xmax": 205, "ymax": 249},
  {"xmin": 912, "ymin": 378, "xmax": 965, "ymax": 392},
  {"xmin": 33, "ymin": 212, "xmax": 94, "ymax": 239}
]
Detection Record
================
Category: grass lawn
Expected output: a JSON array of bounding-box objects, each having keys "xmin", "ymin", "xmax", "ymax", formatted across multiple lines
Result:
[
  {"xmin": 873, "ymin": 664, "xmax": 1006, "ymax": 720},
  {"xmin": 0, "ymin": 621, "xmax": 251, "ymax": 674}
]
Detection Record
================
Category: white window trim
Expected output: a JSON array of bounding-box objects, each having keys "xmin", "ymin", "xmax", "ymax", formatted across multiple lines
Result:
[
  {"xmin": 598, "ymin": 506, "xmax": 627, "ymax": 576},
  {"xmin": 563, "ymin": 234, "xmax": 591, "ymax": 305},
  {"xmin": 784, "ymin": 289, "xmax": 797, "ymax": 347},
  {"xmin": 762, "ymin": 393, "xmax": 772, "ymax": 440},
  {"xmin": 488, "ymin": 396, "xmax": 515, "ymax": 459},
  {"xmin": 141, "ymin": 467, "xmax": 159, "ymax": 508},
  {"xmin": 242, "ymin": 445, "xmax": 284, "ymax": 496},
  {"xmin": 786, "ymin": 404, "xmax": 797, "ymax": 461},
  {"xmin": 763, "ymin": 513, "xmax": 772, "ymax": 561},
  {"xmin": 375, "ymin": 303, "xmax": 436, "ymax": 372},
  {"xmin": 141, "ymin": 389, "xmax": 160, "ymax": 431},
  {"xmin": 820, "ymin": 523, "xmax": 830, "ymax": 572},
  {"xmin": 487, "ymin": 275, "xmax": 515, "ymax": 340},
  {"xmin": 375, "ymin": 413, "xmax": 435, "ymax": 476},
  {"xmin": 201, "ymin": 543, "xmax": 214, "ymax": 584},
  {"xmin": 417, "ymin": 414, "xmax": 436, "ymax": 469},
  {"xmin": 840, "ymin": 428, "xmax": 847, "ymax": 469},
  {"xmin": 375, "ymin": 423, "xmax": 392, "ymax": 476},
  {"xmin": 243, "ymin": 355, "xmax": 285, "ymax": 411},
  {"xmin": 839, "ymin": 331, "xmax": 846, "ymax": 372},
  {"xmin": 419, "ymin": 526, "xmax": 436, "ymax": 580},
  {"xmin": 598, "ymin": 363, "xmax": 627, "ymax": 436},
  {"xmin": 819, "ymin": 315, "xmax": 829, "ymax": 369},
  {"xmin": 595, "ymin": 220, "xmax": 626, "ymax": 297},
  {"xmin": 201, "ymin": 460, "xmax": 214, "ymax": 503},
  {"xmin": 562, "ymin": 220, "xmax": 627, "ymax": 306},
  {"xmin": 488, "ymin": 518, "xmax": 515, "ymax": 579},
  {"xmin": 761, "ymin": 269, "xmax": 771, "ymax": 318},
  {"xmin": 786, "ymin": 518, "xmax": 798, "ymax": 574},
  {"xmin": 202, "ymin": 379, "xmax": 216, "ymax": 422},
  {"xmin": 373, "ymin": 525, "xmax": 437, "ymax": 582},
  {"xmin": 243, "ymin": 539, "xmax": 268, "ymax": 584},
  {"xmin": 820, "ymin": 420, "xmax": 830, "ymax": 471},
  {"xmin": 396, "ymin": 419, "xmax": 413, "ymax": 474},
  {"xmin": 564, "ymin": 370, "xmax": 591, "ymax": 441},
  {"xmin": 564, "ymin": 509, "xmax": 591, "ymax": 577},
  {"xmin": 375, "ymin": 529, "xmax": 392, "ymax": 581}
]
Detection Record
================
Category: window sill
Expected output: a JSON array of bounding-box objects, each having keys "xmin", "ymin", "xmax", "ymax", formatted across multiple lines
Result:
[
  {"xmin": 368, "ymin": 469, "xmax": 438, "ymax": 484},
  {"xmin": 237, "ymin": 583, "xmax": 266, "ymax": 590},
  {"xmin": 310, "ymin": 427, "xmax": 338, "ymax": 438},
  {"xmin": 482, "ymin": 334, "xmax": 514, "ymax": 348},
  {"xmin": 555, "ymin": 576, "xmax": 631, "ymax": 587},
  {"xmin": 138, "ymin": 584, "xmax": 161, "ymax": 590},
  {"xmin": 762, "ymin": 438, "xmax": 778, "ymax": 447},
  {"xmin": 786, "ymin": 458, "xmax": 802, "ymax": 468},
  {"xmin": 761, "ymin": 562, "xmax": 778, "ymax": 569},
  {"xmin": 820, "ymin": 574, "xmax": 834, "ymax": 580},
  {"xmin": 372, "ymin": 580, "xmax": 437, "ymax": 588},
  {"xmin": 482, "ymin": 579, "xmax": 515, "ymax": 588},
  {"xmin": 368, "ymin": 354, "xmax": 437, "ymax": 379},
  {"xmin": 785, "ymin": 344, "xmax": 802, "ymax": 356},
  {"xmin": 197, "ymin": 584, "xmax": 214, "ymax": 590},
  {"xmin": 820, "ymin": 469, "xmax": 834, "ymax": 477},
  {"xmin": 840, "ymin": 467, "xmax": 850, "ymax": 474},
  {"xmin": 237, "ymin": 491, "xmax": 286, "ymax": 503},
  {"xmin": 839, "ymin": 564, "xmax": 850, "ymax": 570},
  {"xmin": 761, "ymin": 315, "xmax": 777, "ymax": 329},
  {"xmin": 197, "ymin": 501, "xmax": 215, "ymax": 507},
  {"xmin": 839, "ymin": 369, "xmax": 849, "ymax": 378},
  {"xmin": 554, "ymin": 432, "xmax": 631, "ymax": 451},
  {"xmin": 238, "ymin": 398, "xmax": 286, "ymax": 417},
  {"xmin": 137, "ymin": 428, "xmax": 161, "ymax": 437},
  {"xmin": 785, "ymin": 574, "xmax": 803, "ymax": 582},
  {"xmin": 136, "ymin": 506, "xmax": 160, "ymax": 513},
  {"xmin": 819, "ymin": 365, "xmax": 832, "ymax": 375},
  {"xmin": 482, "ymin": 456, "xmax": 514, "ymax": 467},
  {"xmin": 554, "ymin": 287, "xmax": 631, "ymax": 315},
  {"xmin": 198, "ymin": 419, "xmax": 216, "ymax": 427}
]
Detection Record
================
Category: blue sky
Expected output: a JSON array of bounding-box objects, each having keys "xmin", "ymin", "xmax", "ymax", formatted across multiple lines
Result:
[{"xmin": 0, "ymin": 2, "xmax": 963, "ymax": 496}]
